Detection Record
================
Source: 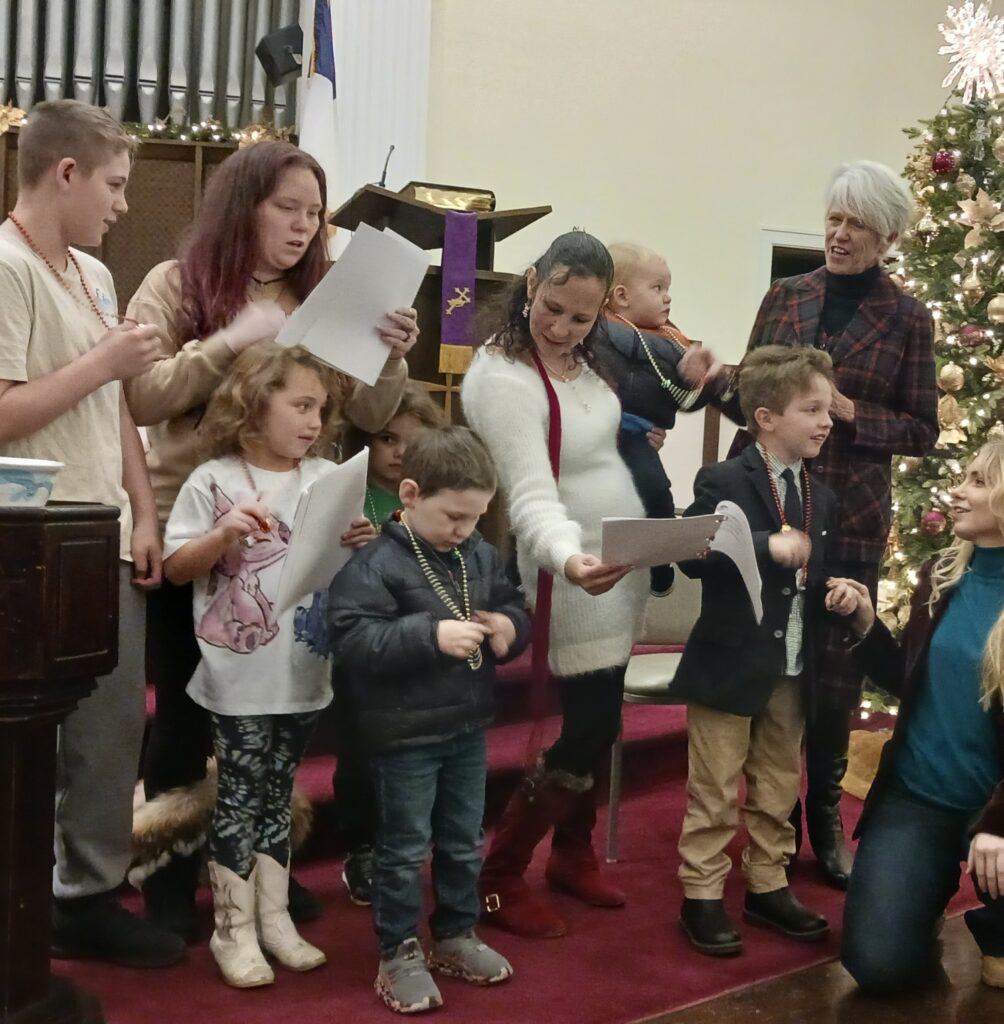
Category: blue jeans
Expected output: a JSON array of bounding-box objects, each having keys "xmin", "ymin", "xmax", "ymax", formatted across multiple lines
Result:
[
  {"xmin": 841, "ymin": 782, "xmax": 1004, "ymax": 993},
  {"xmin": 371, "ymin": 730, "xmax": 486, "ymax": 957}
]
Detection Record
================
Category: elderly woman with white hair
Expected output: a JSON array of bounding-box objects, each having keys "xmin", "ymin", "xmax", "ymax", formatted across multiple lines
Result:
[{"xmin": 722, "ymin": 160, "xmax": 938, "ymax": 893}]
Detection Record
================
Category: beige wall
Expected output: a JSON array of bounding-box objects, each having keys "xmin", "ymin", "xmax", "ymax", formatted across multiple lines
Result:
[{"xmin": 427, "ymin": 0, "xmax": 951, "ymax": 500}]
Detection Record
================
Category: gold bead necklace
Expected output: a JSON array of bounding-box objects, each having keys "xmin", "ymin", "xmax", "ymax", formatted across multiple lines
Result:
[{"xmin": 399, "ymin": 513, "xmax": 483, "ymax": 670}]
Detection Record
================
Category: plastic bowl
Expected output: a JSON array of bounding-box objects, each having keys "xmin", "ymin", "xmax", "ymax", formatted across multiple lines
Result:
[{"xmin": 0, "ymin": 456, "xmax": 64, "ymax": 507}]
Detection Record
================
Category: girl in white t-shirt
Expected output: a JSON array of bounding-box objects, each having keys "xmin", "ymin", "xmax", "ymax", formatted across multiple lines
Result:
[{"xmin": 163, "ymin": 343, "xmax": 372, "ymax": 989}]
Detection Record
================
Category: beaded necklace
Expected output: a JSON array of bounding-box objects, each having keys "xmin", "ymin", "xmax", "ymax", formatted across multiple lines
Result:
[
  {"xmin": 611, "ymin": 312, "xmax": 702, "ymax": 410},
  {"xmin": 756, "ymin": 442, "xmax": 813, "ymax": 589},
  {"xmin": 6, "ymin": 212, "xmax": 122, "ymax": 330},
  {"xmin": 399, "ymin": 512, "xmax": 482, "ymax": 670},
  {"xmin": 365, "ymin": 489, "xmax": 383, "ymax": 535},
  {"xmin": 535, "ymin": 351, "xmax": 593, "ymax": 414}
]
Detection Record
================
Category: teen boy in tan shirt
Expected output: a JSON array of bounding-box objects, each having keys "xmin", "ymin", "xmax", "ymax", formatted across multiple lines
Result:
[{"xmin": 0, "ymin": 99, "xmax": 184, "ymax": 967}]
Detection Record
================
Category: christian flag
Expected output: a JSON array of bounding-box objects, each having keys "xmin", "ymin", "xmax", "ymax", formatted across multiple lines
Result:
[{"xmin": 299, "ymin": 0, "xmax": 338, "ymax": 194}]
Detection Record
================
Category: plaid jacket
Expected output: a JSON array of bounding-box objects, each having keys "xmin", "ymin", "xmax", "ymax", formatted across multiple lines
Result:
[{"xmin": 725, "ymin": 267, "xmax": 937, "ymax": 564}]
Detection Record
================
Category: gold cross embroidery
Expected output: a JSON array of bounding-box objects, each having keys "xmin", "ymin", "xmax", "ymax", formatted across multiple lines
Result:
[{"xmin": 444, "ymin": 286, "xmax": 471, "ymax": 316}]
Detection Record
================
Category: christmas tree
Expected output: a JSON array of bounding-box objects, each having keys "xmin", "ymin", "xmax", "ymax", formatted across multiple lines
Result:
[{"xmin": 878, "ymin": 3, "xmax": 1004, "ymax": 683}]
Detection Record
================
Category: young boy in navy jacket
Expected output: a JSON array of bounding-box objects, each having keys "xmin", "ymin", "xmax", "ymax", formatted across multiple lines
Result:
[
  {"xmin": 328, "ymin": 426, "xmax": 530, "ymax": 1014},
  {"xmin": 670, "ymin": 346, "xmax": 839, "ymax": 957}
]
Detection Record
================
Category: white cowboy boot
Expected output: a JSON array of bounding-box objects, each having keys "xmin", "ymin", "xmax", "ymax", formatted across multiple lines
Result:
[
  {"xmin": 254, "ymin": 852, "xmax": 326, "ymax": 971},
  {"xmin": 208, "ymin": 861, "xmax": 274, "ymax": 988}
]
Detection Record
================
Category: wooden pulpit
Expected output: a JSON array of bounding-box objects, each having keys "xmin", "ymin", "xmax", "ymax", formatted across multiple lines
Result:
[
  {"xmin": 330, "ymin": 183, "xmax": 551, "ymax": 553},
  {"xmin": 0, "ymin": 503, "xmax": 120, "ymax": 1024},
  {"xmin": 329, "ymin": 182, "xmax": 551, "ymax": 416}
]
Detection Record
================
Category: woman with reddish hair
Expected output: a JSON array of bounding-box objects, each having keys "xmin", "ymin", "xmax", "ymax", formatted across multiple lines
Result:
[{"xmin": 124, "ymin": 141, "xmax": 418, "ymax": 941}]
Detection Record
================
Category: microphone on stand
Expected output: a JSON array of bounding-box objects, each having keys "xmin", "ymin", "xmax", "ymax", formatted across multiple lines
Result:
[{"xmin": 378, "ymin": 144, "xmax": 395, "ymax": 187}]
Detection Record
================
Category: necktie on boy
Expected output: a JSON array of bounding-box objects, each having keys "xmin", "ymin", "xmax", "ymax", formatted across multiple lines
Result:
[{"xmin": 781, "ymin": 468, "xmax": 803, "ymax": 532}]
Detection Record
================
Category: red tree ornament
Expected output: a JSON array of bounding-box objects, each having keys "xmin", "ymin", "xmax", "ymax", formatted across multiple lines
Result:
[
  {"xmin": 959, "ymin": 323, "xmax": 986, "ymax": 347},
  {"xmin": 921, "ymin": 509, "xmax": 947, "ymax": 535},
  {"xmin": 932, "ymin": 149, "xmax": 959, "ymax": 174}
]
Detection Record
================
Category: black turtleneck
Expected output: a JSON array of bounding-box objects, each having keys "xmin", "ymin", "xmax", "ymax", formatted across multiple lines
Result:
[{"xmin": 817, "ymin": 264, "xmax": 882, "ymax": 347}]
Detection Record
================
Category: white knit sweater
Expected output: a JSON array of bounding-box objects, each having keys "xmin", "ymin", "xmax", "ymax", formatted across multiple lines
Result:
[{"xmin": 462, "ymin": 348, "xmax": 648, "ymax": 677}]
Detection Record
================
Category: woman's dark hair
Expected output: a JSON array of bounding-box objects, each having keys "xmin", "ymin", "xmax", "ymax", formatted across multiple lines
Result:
[
  {"xmin": 176, "ymin": 141, "xmax": 328, "ymax": 340},
  {"xmin": 487, "ymin": 230, "xmax": 614, "ymax": 373}
]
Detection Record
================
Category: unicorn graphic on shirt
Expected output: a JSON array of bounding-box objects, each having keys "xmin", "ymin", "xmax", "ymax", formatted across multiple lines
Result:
[{"xmin": 197, "ymin": 483, "xmax": 291, "ymax": 654}]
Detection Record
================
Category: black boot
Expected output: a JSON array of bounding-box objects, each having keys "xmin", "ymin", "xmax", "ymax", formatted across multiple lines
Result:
[
  {"xmin": 54, "ymin": 891, "xmax": 187, "ymax": 968},
  {"xmin": 142, "ymin": 851, "xmax": 201, "ymax": 945},
  {"xmin": 679, "ymin": 898, "xmax": 742, "ymax": 956},
  {"xmin": 744, "ymin": 887, "xmax": 829, "ymax": 942},
  {"xmin": 805, "ymin": 710, "xmax": 854, "ymax": 890},
  {"xmin": 288, "ymin": 874, "xmax": 323, "ymax": 923}
]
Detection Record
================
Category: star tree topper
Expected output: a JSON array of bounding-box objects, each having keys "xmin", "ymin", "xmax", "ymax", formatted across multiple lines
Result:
[{"xmin": 939, "ymin": 1, "xmax": 1004, "ymax": 103}]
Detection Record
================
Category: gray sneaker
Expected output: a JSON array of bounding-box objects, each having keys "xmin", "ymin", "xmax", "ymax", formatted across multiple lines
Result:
[
  {"xmin": 376, "ymin": 938, "xmax": 444, "ymax": 1014},
  {"xmin": 428, "ymin": 930, "xmax": 513, "ymax": 985}
]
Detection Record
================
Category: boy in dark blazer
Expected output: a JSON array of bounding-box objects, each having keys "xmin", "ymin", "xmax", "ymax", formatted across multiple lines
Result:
[{"xmin": 671, "ymin": 346, "xmax": 840, "ymax": 957}]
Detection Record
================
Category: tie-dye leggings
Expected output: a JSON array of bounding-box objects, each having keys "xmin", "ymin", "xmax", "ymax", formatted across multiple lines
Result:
[{"xmin": 208, "ymin": 711, "xmax": 320, "ymax": 878}]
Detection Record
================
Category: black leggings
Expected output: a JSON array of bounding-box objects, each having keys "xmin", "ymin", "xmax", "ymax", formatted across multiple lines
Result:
[
  {"xmin": 543, "ymin": 665, "xmax": 626, "ymax": 779},
  {"xmin": 209, "ymin": 711, "xmax": 320, "ymax": 877},
  {"xmin": 143, "ymin": 580, "xmax": 212, "ymax": 799}
]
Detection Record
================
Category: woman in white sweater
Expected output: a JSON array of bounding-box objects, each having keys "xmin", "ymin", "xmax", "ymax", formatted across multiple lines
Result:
[{"xmin": 462, "ymin": 231, "xmax": 648, "ymax": 939}]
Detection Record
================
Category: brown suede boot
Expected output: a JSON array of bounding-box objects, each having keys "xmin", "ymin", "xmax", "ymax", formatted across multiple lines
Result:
[
  {"xmin": 479, "ymin": 765, "xmax": 585, "ymax": 939},
  {"xmin": 546, "ymin": 787, "xmax": 626, "ymax": 908}
]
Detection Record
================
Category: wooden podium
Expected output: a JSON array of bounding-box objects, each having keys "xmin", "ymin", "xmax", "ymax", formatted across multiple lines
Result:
[
  {"xmin": 0, "ymin": 504, "xmax": 120, "ymax": 1024},
  {"xmin": 330, "ymin": 183, "xmax": 551, "ymax": 418}
]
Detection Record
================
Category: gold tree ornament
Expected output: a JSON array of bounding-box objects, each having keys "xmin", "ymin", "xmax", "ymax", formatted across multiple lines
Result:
[
  {"xmin": 915, "ymin": 214, "xmax": 938, "ymax": 245},
  {"xmin": 939, "ymin": 361, "xmax": 966, "ymax": 391},
  {"xmin": 988, "ymin": 293, "xmax": 1004, "ymax": 322},
  {"xmin": 937, "ymin": 393, "xmax": 968, "ymax": 446},
  {"xmin": 989, "ymin": 421, "xmax": 1004, "ymax": 439},
  {"xmin": 962, "ymin": 265, "xmax": 986, "ymax": 301},
  {"xmin": 956, "ymin": 171, "xmax": 978, "ymax": 196}
]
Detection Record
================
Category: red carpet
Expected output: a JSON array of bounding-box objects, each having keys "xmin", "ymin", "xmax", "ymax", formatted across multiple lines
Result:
[{"xmin": 53, "ymin": 779, "xmax": 981, "ymax": 1024}]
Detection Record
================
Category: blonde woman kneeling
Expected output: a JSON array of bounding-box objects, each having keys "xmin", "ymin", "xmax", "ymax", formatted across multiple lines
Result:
[{"xmin": 828, "ymin": 441, "xmax": 1004, "ymax": 993}]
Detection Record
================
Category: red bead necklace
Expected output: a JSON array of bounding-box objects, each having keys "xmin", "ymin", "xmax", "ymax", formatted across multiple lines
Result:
[
  {"xmin": 6, "ymin": 211, "xmax": 118, "ymax": 330},
  {"xmin": 757, "ymin": 442, "xmax": 813, "ymax": 587}
]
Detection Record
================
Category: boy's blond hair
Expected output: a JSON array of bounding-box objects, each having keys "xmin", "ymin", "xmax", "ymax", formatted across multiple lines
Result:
[
  {"xmin": 608, "ymin": 241, "xmax": 665, "ymax": 289},
  {"xmin": 738, "ymin": 345, "xmax": 834, "ymax": 437},
  {"xmin": 17, "ymin": 100, "xmax": 138, "ymax": 189}
]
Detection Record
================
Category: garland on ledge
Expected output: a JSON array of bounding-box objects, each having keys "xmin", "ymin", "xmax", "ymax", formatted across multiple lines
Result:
[
  {"xmin": 0, "ymin": 105, "xmax": 290, "ymax": 148},
  {"xmin": 129, "ymin": 117, "xmax": 293, "ymax": 147}
]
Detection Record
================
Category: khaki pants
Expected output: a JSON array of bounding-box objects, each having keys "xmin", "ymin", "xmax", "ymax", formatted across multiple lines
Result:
[{"xmin": 677, "ymin": 677, "xmax": 803, "ymax": 899}]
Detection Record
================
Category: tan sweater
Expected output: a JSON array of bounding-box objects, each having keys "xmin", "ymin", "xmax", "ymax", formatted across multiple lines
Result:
[{"xmin": 124, "ymin": 260, "xmax": 407, "ymax": 525}]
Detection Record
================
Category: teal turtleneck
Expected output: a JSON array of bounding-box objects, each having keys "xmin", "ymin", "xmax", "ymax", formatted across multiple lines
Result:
[{"xmin": 897, "ymin": 545, "xmax": 1004, "ymax": 813}]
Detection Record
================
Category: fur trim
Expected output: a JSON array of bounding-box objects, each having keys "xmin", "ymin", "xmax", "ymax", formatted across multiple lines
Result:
[{"xmin": 129, "ymin": 759, "xmax": 314, "ymax": 888}]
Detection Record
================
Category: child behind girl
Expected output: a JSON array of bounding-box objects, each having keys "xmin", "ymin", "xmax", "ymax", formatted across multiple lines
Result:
[
  {"xmin": 363, "ymin": 383, "xmax": 446, "ymax": 532},
  {"xmin": 163, "ymin": 343, "xmax": 341, "ymax": 988},
  {"xmin": 335, "ymin": 382, "xmax": 445, "ymax": 907}
]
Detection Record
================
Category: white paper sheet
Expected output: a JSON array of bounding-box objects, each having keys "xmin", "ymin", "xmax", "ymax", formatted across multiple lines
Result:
[
  {"xmin": 276, "ymin": 223, "xmax": 432, "ymax": 386},
  {"xmin": 709, "ymin": 500, "xmax": 763, "ymax": 624},
  {"xmin": 276, "ymin": 449, "xmax": 370, "ymax": 614},
  {"xmin": 600, "ymin": 514, "xmax": 723, "ymax": 568}
]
